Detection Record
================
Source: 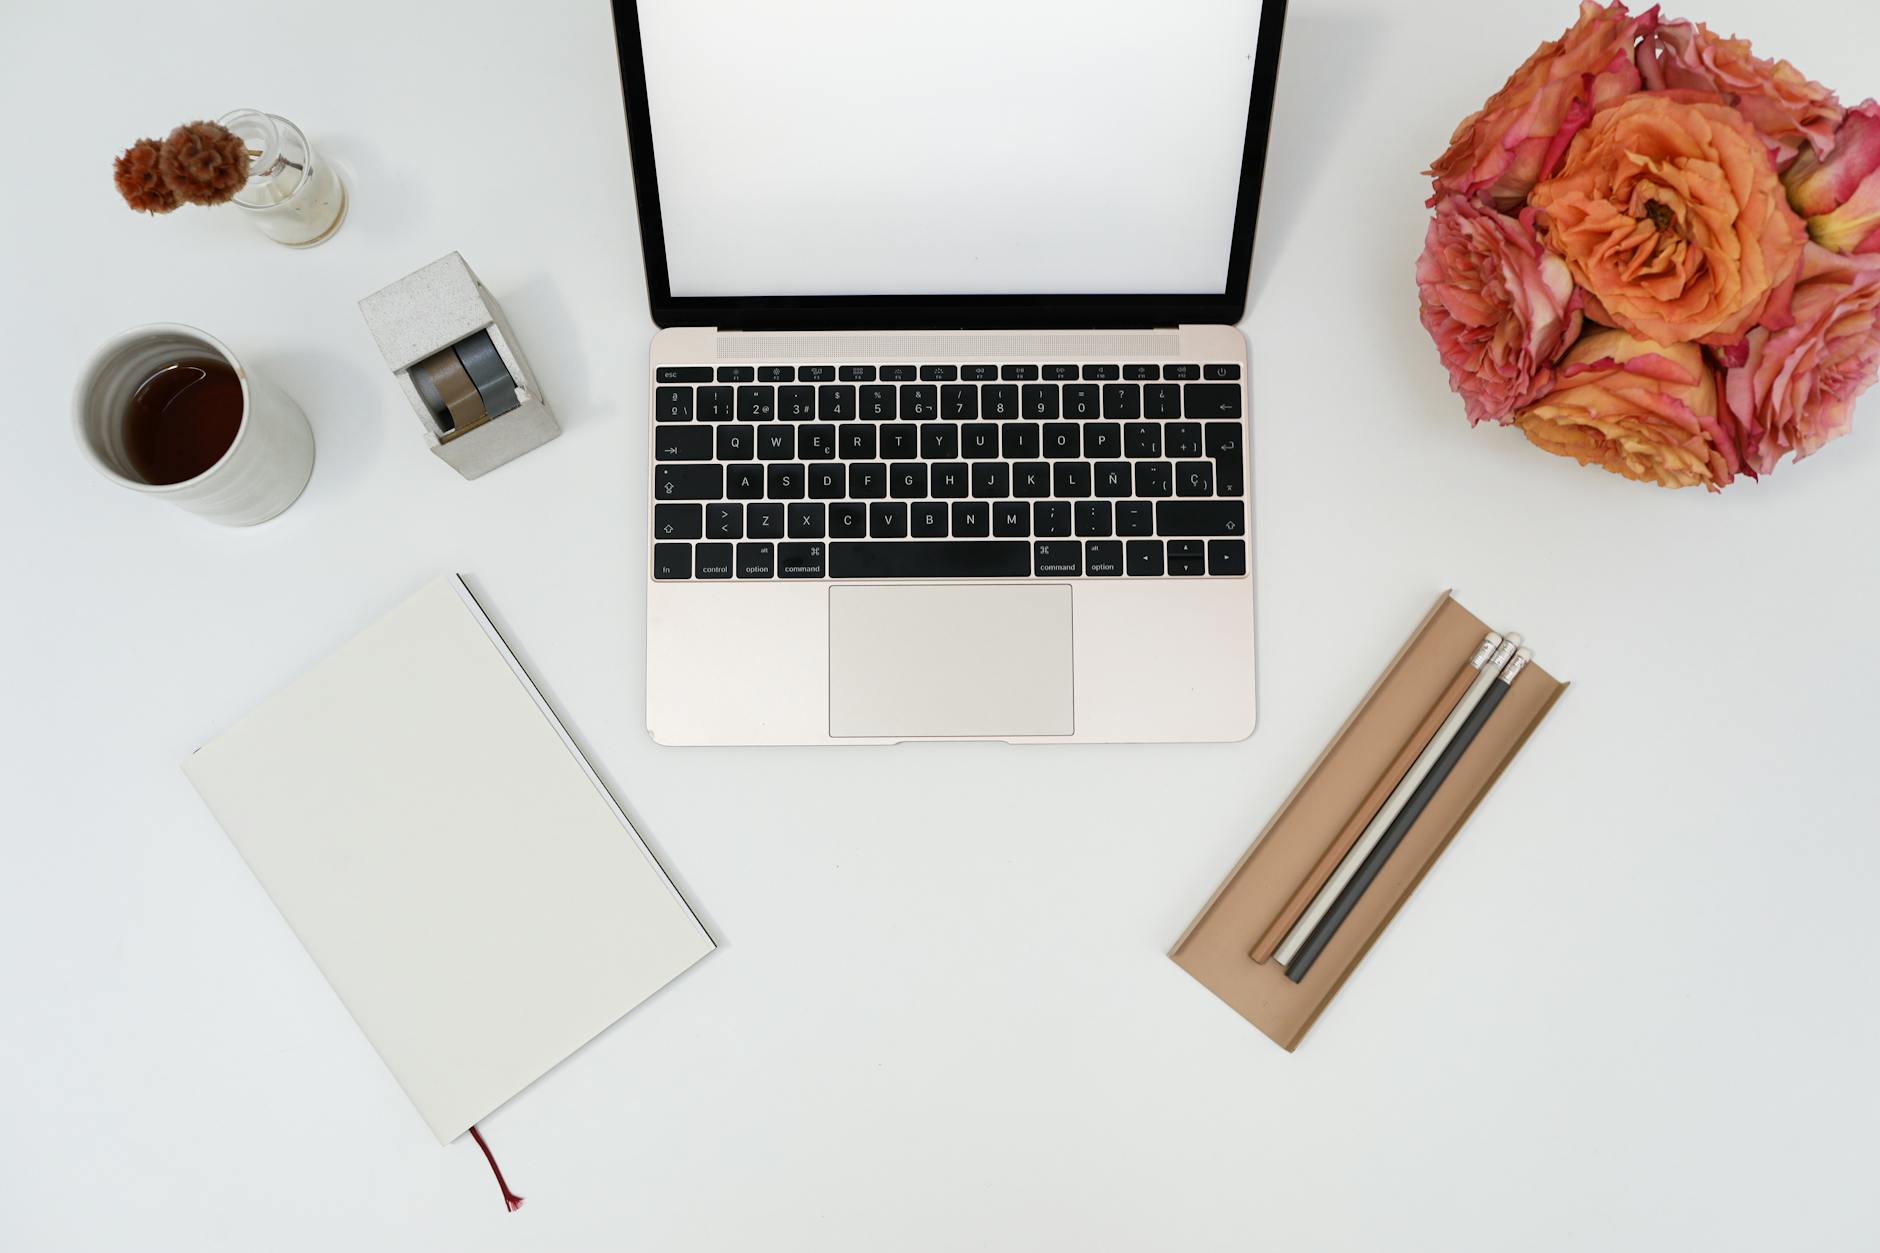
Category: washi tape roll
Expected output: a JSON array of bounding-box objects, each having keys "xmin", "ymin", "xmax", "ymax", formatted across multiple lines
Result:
[
  {"xmin": 413, "ymin": 346, "xmax": 488, "ymax": 438},
  {"xmin": 452, "ymin": 330, "xmax": 521, "ymax": 419}
]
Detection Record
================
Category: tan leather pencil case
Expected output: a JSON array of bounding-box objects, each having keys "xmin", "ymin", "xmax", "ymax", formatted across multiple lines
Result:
[{"xmin": 1170, "ymin": 592, "xmax": 1567, "ymax": 1050}]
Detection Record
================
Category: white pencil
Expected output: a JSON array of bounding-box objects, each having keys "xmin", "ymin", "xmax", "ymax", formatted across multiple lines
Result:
[{"xmin": 1274, "ymin": 630, "xmax": 1523, "ymax": 968}]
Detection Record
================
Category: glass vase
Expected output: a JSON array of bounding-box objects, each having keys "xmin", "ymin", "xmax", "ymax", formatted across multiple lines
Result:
[{"xmin": 217, "ymin": 109, "xmax": 348, "ymax": 248}]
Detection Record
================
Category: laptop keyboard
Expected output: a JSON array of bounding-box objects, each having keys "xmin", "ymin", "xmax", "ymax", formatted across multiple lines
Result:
[{"xmin": 649, "ymin": 362, "xmax": 1247, "ymax": 581}]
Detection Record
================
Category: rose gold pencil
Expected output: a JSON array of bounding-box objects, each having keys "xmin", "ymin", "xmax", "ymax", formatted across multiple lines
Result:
[{"xmin": 1250, "ymin": 629, "xmax": 1501, "ymax": 964}]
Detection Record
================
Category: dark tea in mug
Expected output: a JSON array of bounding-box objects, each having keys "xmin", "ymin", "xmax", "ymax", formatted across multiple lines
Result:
[{"xmin": 122, "ymin": 356, "xmax": 245, "ymax": 485}]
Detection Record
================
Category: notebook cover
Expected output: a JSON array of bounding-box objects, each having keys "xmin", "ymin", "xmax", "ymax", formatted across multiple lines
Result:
[
  {"xmin": 1170, "ymin": 593, "xmax": 1565, "ymax": 1050},
  {"xmin": 183, "ymin": 574, "xmax": 715, "ymax": 1141}
]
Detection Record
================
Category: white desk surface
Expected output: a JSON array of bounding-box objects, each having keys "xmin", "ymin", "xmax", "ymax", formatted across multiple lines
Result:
[{"xmin": 4, "ymin": 1, "xmax": 1877, "ymax": 1249}]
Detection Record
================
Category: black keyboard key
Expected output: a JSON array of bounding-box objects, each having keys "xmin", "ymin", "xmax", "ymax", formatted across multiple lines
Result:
[
  {"xmin": 993, "ymin": 501, "xmax": 1029, "ymax": 536},
  {"xmin": 818, "ymin": 384, "xmax": 856, "ymax": 420},
  {"xmin": 1168, "ymin": 540, "xmax": 1204, "ymax": 560},
  {"xmin": 1204, "ymin": 363, "xmax": 1242, "ymax": 380},
  {"xmin": 933, "ymin": 462, "xmax": 971, "ymax": 498},
  {"xmin": 1043, "ymin": 423, "xmax": 1080, "ymax": 458},
  {"xmin": 1053, "ymin": 462, "xmax": 1091, "ymax": 497},
  {"xmin": 951, "ymin": 501, "xmax": 990, "ymax": 537},
  {"xmin": 655, "ymin": 386, "xmax": 693, "ymax": 422},
  {"xmin": 698, "ymin": 386, "xmax": 735, "ymax": 421},
  {"xmin": 1033, "ymin": 500, "xmax": 1071, "ymax": 537},
  {"xmin": 656, "ymin": 464, "xmax": 724, "ymax": 500},
  {"xmin": 1093, "ymin": 461, "xmax": 1131, "ymax": 497},
  {"xmin": 1034, "ymin": 539, "xmax": 1082, "ymax": 576},
  {"xmin": 890, "ymin": 463, "xmax": 928, "ymax": 499},
  {"xmin": 1155, "ymin": 500, "xmax": 1247, "ymax": 536},
  {"xmin": 1102, "ymin": 383, "xmax": 1141, "ymax": 420},
  {"xmin": 653, "ymin": 503, "xmax": 702, "ymax": 540},
  {"xmin": 870, "ymin": 501, "xmax": 908, "ymax": 537},
  {"xmin": 1081, "ymin": 363, "xmax": 1120, "ymax": 380},
  {"xmin": 1062, "ymin": 384, "xmax": 1100, "ymax": 419},
  {"xmin": 652, "ymin": 542, "xmax": 691, "ymax": 579},
  {"xmin": 801, "ymin": 424, "xmax": 837, "ymax": 460},
  {"xmin": 695, "ymin": 542, "xmax": 734, "ymax": 578},
  {"xmin": 716, "ymin": 425, "xmax": 754, "ymax": 460},
  {"xmin": 829, "ymin": 503, "xmax": 867, "ymax": 538},
  {"xmin": 1013, "ymin": 462, "xmax": 1050, "ymax": 497},
  {"xmin": 941, "ymin": 384, "xmax": 978, "ymax": 420},
  {"xmin": 766, "ymin": 463, "xmax": 805, "ymax": 499},
  {"xmin": 1123, "ymin": 364, "xmax": 1159, "ymax": 380},
  {"xmin": 706, "ymin": 503, "xmax": 742, "ymax": 540},
  {"xmin": 1125, "ymin": 423, "xmax": 1161, "ymax": 457},
  {"xmin": 1022, "ymin": 384, "xmax": 1059, "ymax": 419},
  {"xmin": 1083, "ymin": 423, "xmax": 1121, "ymax": 459},
  {"xmin": 920, "ymin": 364, "xmax": 958, "ymax": 382},
  {"xmin": 737, "ymin": 541, "xmax": 776, "ymax": 578},
  {"xmin": 808, "ymin": 463, "xmax": 845, "ymax": 499},
  {"xmin": 1116, "ymin": 501, "xmax": 1154, "ymax": 535},
  {"xmin": 830, "ymin": 539, "xmax": 1031, "ymax": 579},
  {"xmin": 849, "ymin": 463, "xmax": 887, "ymax": 498},
  {"xmin": 876, "ymin": 423, "xmax": 916, "ymax": 459},
  {"xmin": 970, "ymin": 462, "xmax": 1009, "ymax": 498},
  {"xmin": 1043, "ymin": 364, "xmax": 1079, "ymax": 381},
  {"xmin": 1204, "ymin": 421, "xmax": 1241, "ymax": 459},
  {"xmin": 1208, "ymin": 539, "xmax": 1248, "ymax": 577},
  {"xmin": 779, "ymin": 541, "xmax": 827, "ymax": 578},
  {"xmin": 726, "ymin": 464, "xmax": 764, "ymax": 500},
  {"xmin": 1185, "ymin": 383, "xmax": 1242, "ymax": 418},
  {"xmin": 758, "ymin": 426, "xmax": 795, "ymax": 460},
  {"xmin": 1167, "ymin": 422, "xmax": 1204, "ymax": 458},
  {"xmin": 1126, "ymin": 540, "xmax": 1165, "ymax": 577},
  {"xmin": 1215, "ymin": 454, "xmax": 1245, "ymax": 498},
  {"xmin": 788, "ymin": 502, "xmax": 825, "ymax": 538},
  {"xmin": 780, "ymin": 386, "xmax": 817, "ymax": 420},
  {"xmin": 1177, "ymin": 461, "xmax": 1214, "ymax": 496},
  {"xmin": 1075, "ymin": 500, "xmax": 1112, "ymax": 536},
  {"xmin": 880, "ymin": 365, "xmax": 916, "ymax": 381},
  {"xmin": 920, "ymin": 424, "xmax": 959, "ymax": 459},
  {"xmin": 1086, "ymin": 539, "xmax": 1124, "ymax": 575},
  {"xmin": 840, "ymin": 425, "xmax": 877, "ymax": 459},
  {"xmin": 1169, "ymin": 552, "xmax": 1205, "ymax": 578},
  {"xmin": 657, "ymin": 366, "xmax": 712, "ymax": 383},
  {"xmin": 963, "ymin": 364, "xmax": 999, "ymax": 381},
  {"xmin": 1001, "ymin": 364, "xmax": 1039, "ymax": 381},
  {"xmin": 656, "ymin": 427, "xmax": 713, "ymax": 461},
  {"xmin": 982, "ymin": 384, "xmax": 1019, "ymax": 420},
  {"xmin": 911, "ymin": 502, "xmax": 948, "ymax": 537},
  {"xmin": 860, "ymin": 385, "xmax": 896, "ymax": 420},
  {"xmin": 716, "ymin": 366, "xmax": 755, "ymax": 383},
  {"xmin": 799, "ymin": 365, "xmax": 836, "ymax": 382},
  {"xmin": 1163, "ymin": 364, "xmax": 1200, "ymax": 380},
  {"xmin": 1143, "ymin": 383, "xmax": 1181, "ymax": 418},
  {"xmin": 748, "ymin": 502, "xmax": 785, "ymax": 539},
  {"xmin": 1135, "ymin": 461, "xmax": 1173, "ymax": 497},
  {"xmin": 758, "ymin": 365, "xmax": 794, "ymax": 383},
  {"xmin": 901, "ymin": 384, "xmax": 938, "ymax": 419},
  {"xmin": 1002, "ymin": 423, "xmax": 1040, "ymax": 458},
  {"xmin": 961, "ymin": 423, "xmax": 999, "ymax": 459},
  {"xmin": 838, "ymin": 365, "xmax": 876, "ymax": 381}
]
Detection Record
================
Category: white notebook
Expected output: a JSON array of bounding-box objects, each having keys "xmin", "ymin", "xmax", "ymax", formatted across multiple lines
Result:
[{"xmin": 183, "ymin": 575, "xmax": 713, "ymax": 1142}]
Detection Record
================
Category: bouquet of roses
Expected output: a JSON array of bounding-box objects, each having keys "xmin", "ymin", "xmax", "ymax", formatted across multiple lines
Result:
[{"xmin": 1417, "ymin": 2, "xmax": 1879, "ymax": 489}]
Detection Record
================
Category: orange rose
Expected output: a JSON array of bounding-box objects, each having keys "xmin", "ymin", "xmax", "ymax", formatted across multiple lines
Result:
[
  {"xmin": 1515, "ymin": 328, "xmax": 1741, "ymax": 490},
  {"xmin": 1529, "ymin": 93, "xmax": 1807, "ymax": 346}
]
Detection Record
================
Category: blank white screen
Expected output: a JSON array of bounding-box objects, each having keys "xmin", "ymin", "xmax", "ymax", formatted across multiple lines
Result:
[{"xmin": 637, "ymin": 0, "xmax": 1264, "ymax": 298}]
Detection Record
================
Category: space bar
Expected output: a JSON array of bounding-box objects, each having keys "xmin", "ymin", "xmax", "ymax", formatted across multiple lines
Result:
[{"xmin": 830, "ymin": 541, "xmax": 1031, "ymax": 579}]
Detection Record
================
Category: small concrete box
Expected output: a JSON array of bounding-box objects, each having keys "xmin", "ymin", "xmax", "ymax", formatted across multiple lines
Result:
[{"xmin": 358, "ymin": 253, "xmax": 559, "ymax": 479}]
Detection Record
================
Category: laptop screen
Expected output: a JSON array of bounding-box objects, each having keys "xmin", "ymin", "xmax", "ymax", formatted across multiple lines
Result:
[{"xmin": 635, "ymin": 0, "xmax": 1269, "ymax": 300}]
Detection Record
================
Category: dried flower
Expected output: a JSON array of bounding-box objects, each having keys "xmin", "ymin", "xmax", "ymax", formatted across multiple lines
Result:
[
  {"xmin": 113, "ymin": 138, "xmax": 179, "ymax": 214},
  {"xmin": 157, "ymin": 121, "xmax": 251, "ymax": 206}
]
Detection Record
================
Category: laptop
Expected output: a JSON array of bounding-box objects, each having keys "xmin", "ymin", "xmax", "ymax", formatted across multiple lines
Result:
[{"xmin": 611, "ymin": 0, "xmax": 1287, "ymax": 746}]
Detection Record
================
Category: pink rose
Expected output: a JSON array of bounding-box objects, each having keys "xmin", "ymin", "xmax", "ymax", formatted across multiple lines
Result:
[
  {"xmin": 1724, "ymin": 243, "xmax": 1880, "ymax": 473},
  {"xmin": 1418, "ymin": 195, "xmax": 1584, "ymax": 426},
  {"xmin": 1640, "ymin": 20, "xmax": 1842, "ymax": 169},
  {"xmin": 1785, "ymin": 100, "xmax": 1880, "ymax": 254},
  {"xmin": 1428, "ymin": 1, "xmax": 1655, "ymax": 211}
]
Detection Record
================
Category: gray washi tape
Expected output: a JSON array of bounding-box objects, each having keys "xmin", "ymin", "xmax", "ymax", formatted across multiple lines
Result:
[{"xmin": 452, "ymin": 330, "xmax": 521, "ymax": 419}]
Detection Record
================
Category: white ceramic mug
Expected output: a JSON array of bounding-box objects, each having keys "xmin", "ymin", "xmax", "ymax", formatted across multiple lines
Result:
[{"xmin": 74, "ymin": 324, "xmax": 315, "ymax": 526}]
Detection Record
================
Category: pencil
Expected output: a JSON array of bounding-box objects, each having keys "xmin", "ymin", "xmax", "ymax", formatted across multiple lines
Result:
[
  {"xmin": 1250, "ymin": 630, "xmax": 1501, "ymax": 963},
  {"xmin": 1272, "ymin": 632, "xmax": 1522, "ymax": 969},
  {"xmin": 1283, "ymin": 646, "xmax": 1532, "ymax": 984}
]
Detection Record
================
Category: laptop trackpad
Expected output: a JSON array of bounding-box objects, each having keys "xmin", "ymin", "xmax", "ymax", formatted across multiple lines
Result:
[{"xmin": 829, "ymin": 584, "xmax": 1074, "ymax": 739}]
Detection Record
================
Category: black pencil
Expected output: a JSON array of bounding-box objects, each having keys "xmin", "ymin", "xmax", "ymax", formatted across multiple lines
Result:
[{"xmin": 1285, "ymin": 646, "xmax": 1532, "ymax": 984}]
